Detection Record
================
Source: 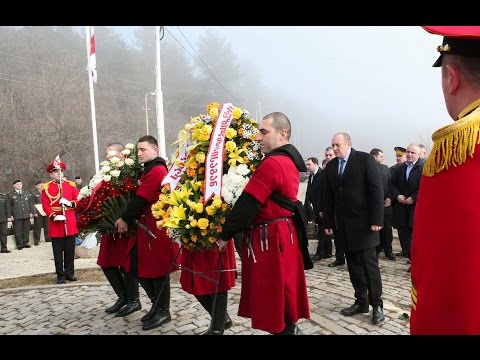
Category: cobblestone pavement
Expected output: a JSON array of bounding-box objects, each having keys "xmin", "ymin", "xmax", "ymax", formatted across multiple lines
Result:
[{"xmin": 0, "ymin": 182, "xmax": 412, "ymax": 335}]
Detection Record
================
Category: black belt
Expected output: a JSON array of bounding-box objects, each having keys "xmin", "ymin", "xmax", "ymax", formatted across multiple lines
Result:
[{"xmin": 252, "ymin": 216, "xmax": 292, "ymax": 228}]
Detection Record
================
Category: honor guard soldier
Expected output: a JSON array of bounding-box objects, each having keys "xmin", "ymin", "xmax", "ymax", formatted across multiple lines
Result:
[
  {"xmin": 42, "ymin": 159, "xmax": 79, "ymax": 284},
  {"xmin": 411, "ymin": 26, "xmax": 480, "ymax": 334}
]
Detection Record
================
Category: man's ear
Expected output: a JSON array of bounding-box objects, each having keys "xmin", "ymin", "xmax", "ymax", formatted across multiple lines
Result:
[{"xmin": 445, "ymin": 63, "xmax": 460, "ymax": 95}]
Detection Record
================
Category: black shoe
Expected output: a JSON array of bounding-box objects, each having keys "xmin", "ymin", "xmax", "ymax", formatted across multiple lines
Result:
[
  {"xmin": 372, "ymin": 306, "xmax": 385, "ymax": 325},
  {"xmin": 386, "ymin": 254, "xmax": 397, "ymax": 260},
  {"xmin": 105, "ymin": 297, "xmax": 128, "ymax": 314},
  {"xmin": 23, "ymin": 244, "xmax": 31, "ymax": 248},
  {"xmin": 340, "ymin": 304, "xmax": 369, "ymax": 316},
  {"xmin": 1, "ymin": 249, "xmax": 11, "ymax": 253},
  {"xmin": 34, "ymin": 243, "xmax": 39, "ymax": 246},
  {"xmin": 142, "ymin": 309, "xmax": 171, "ymax": 331},
  {"xmin": 395, "ymin": 251, "xmax": 407, "ymax": 257},
  {"xmin": 311, "ymin": 254, "xmax": 323, "ymax": 261},
  {"xmin": 17, "ymin": 247, "xmax": 23, "ymax": 250},
  {"xmin": 66, "ymin": 276, "xmax": 78, "ymax": 281},
  {"xmin": 45, "ymin": 239, "xmax": 52, "ymax": 242},
  {"xmin": 57, "ymin": 279, "xmax": 66, "ymax": 284},
  {"xmin": 115, "ymin": 300, "xmax": 142, "ymax": 317},
  {"xmin": 328, "ymin": 260, "xmax": 345, "ymax": 267}
]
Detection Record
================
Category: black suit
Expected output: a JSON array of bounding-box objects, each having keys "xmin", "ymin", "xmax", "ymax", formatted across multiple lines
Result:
[
  {"xmin": 305, "ymin": 169, "xmax": 332, "ymax": 257},
  {"xmin": 389, "ymin": 159, "xmax": 424, "ymax": 258},
  {"xmin": 377, "ymin": 163, "xmax": 394, "ymax": 257},
  {"xmin": 324, "ymin": 149, "xmax": 384, "ymax": 309}
]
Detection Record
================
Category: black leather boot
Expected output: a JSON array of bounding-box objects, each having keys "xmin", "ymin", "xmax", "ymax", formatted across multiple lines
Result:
[
  {"xmin": 141, "ymin": 297, "xmax": 157, "ymax": 322},
  {"xmin": 102, "ymin": 267, "xmax": 127, "ymax": 314},
  {"xmin": 115, "ymin": 272, "xmax": 141, "ymax": 317},
  {"xmin": 142, "ymin": 277, "xmax": 171, "ymax": 331},
  {"xmin": 277, "ymin": 323, "xmax": 302, "ymax": 335},
  {"xmin": 203, "ymin": 292, "xmax": 229, "ymax": 335},
  {"xmin": 138, "ymin": 277, "xmax": 158, "ymax": 323},
  {"xmin": 195, "ymin": 293, "xmax": 233, "ymax": 334}
]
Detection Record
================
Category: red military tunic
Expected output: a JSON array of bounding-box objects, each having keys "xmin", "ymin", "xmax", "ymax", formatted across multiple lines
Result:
[
  {"xmin": 124, "ymin": 161, "xmax": 180, "ymax": 278},
  {"xmin": 411, "ymin": 100, "xmax": 480, "ymax": 334},
  {"xmin": 97, "ymin": 233, "xmax": 129, "ymax": 267},
  {"xmin": 180, "ymin": 241, "xmax": 236, "ymax": 296},
  {"xmin": 238, "ymin": 154, "xmax": 310, "ymax": 333},
  {"xmin": 42, "ymin": 180, "xmax": 79, "ymax": 238}
]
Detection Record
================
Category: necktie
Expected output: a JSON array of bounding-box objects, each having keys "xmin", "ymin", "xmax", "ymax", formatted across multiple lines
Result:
[
  {"xmin": 338, "ymin": 159, "xmax": 346, "ymax": 176},
  {"xmin": 309, "ymin": 173, "xmax": 313, "ymax": 184}
]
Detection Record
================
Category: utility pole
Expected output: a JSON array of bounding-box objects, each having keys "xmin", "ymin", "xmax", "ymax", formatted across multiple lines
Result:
[
  {"xmin": 155, "ymin": 26, "xmax": 167, "ymax": 159},
  {"xmin": 144, "ymin": 92, "xmax": 155, "ymax": 135}
]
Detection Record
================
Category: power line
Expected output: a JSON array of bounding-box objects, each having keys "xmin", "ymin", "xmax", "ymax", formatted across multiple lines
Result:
[{"xmin": 165, "ymin": 27, "xmax": 240, "ymax": 104}]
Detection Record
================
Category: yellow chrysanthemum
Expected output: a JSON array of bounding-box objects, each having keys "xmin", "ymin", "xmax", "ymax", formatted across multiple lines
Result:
[
  {"xmin": 194, "ymin": 202, "xmax": 204, "ymax": 214},
  {"xmin": 225, "ymin": 141, "xmax": 236, "ymax": 152},
  {"xmin": 232, "ymin": 107, "xmax": 242, "ymax": 119},
  {"xmin": 225, "ymin": 128, "xmax": 237, "ymax": 139},
  {"xmin": 197, "ymin": 218, "xmax": 209, "ymax": 230}
]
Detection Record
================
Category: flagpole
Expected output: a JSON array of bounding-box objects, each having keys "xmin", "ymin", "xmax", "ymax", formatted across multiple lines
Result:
[
  {"xmin": 155, "ymin": 26, "xmax": 167, "ymax": 160},
  {"xmin": 85, "ymin": 26, "xmax": 100, "ymax": 172}
]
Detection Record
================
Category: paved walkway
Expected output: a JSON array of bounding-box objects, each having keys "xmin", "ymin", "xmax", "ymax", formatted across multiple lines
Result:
[
  {"xmin": 0, "ymin": 182, "xmax": 412, "ymax": 335},
  {"xmin": 0, "ymin": 239, "xmax": 411, "ymax": 335}
]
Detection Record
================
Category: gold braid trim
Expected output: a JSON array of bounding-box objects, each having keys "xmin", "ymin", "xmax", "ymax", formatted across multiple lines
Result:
[
  {"xmin": 424, "ymin": 99, "xmax": 480, "ymax": 177},
  {"xmin": 44, "ymin": 181, "xmax": 61, "ymax": 205}
]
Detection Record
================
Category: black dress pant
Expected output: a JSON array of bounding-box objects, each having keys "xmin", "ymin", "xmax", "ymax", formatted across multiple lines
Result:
[
  {"xmin": 378, "ymin": 215, "xmax": 393, "ymax": 256},
  {"xmin": 0, "ymin": 221, "xmax": 7, "ymax": 251},
  {"xmin": 51, "ymin": 235, "xmax": 76, "ymax": 281},
  {"xmin": 345, "ymin": 246, "xmax": 383, "ymax": 309}
]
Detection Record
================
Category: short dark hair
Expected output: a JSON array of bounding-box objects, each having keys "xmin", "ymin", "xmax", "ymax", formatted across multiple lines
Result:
[
  {"xmin": 74, "ymin": 176, "xmax": 82, "ymax": 180},
  {"xmin": 138, "ymin": 135, "xmax": 158, "ymax": 147},
  {"xmin": 306, "ymin": 157, "xmax": 319, "ymax": 165},
  {"xmin": 370, "ymin": 148, "xmax": 383, "ymax": 156},
  {"xmin": 263, "ymin": 112, "xmax": 292, "ymax": 140},
  {"xmin": 35, "ymin": 181, "xmax": 42, "ymax": 185}
]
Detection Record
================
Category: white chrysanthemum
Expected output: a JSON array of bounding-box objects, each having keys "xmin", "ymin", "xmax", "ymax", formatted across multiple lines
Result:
[
  {"xmin": 101, "ymin": 166, "xmax": 111, "ymax": 174},
  {"xmin": 125, "ymin": 143, "xmax": 135, "ymax": 149},
  {"xmin": 109, "ymin": 156, "xmax": 120, "ymax": 165},
  {"xmin": 100, "ymin": 161, "xmax": 110, "ymax": 167},
  {"xmin": 115, "ymin": 160, "xmax": 124, "ymax": 168},
  {"xmin": 110, "ymin": 170, "xmax": 121, "ymax": 178},
  {"xmin": 124, "ymin": 158, "xmax": 134, "ymax": 166},
  {"xmin": 221, "ymin": 165, "xmax": 252, "ymax": 205},
  {"xmin": 107, "ymin": 151, "xmax": 117, "ymax": 158},
  {"xmin": 121, "ymin": 148, "xmax": 131, "ymax": 156},
  {"xmin": 103, "ymin": 175, "xmax": 112, "ymax": 182}
]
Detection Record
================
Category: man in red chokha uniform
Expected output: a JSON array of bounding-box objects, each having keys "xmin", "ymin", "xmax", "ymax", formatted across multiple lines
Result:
[
  {"xmin": 180, "ymin": 240, "xmax": 237, "ymax": 335},
  {"xmin": 42, "ymin": 160, "xmax": 79, "ymax": 284},
  {"xmin": 115, "ymin": 135, "xmax": 180, "ymax": 331},
  {"xmin": 410, "ymin": 27, "xmax": 480, "ymax": 335},
  {"xmin": 97, "ymin": 143, "xmax": 141, "ymax": 318},
  {"xmin": 218, "ymin": 112, "xmax": 310, "ymax": 335}
]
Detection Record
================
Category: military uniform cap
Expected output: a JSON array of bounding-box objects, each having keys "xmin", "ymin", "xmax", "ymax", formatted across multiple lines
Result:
[
  {"xmin": 423, "ymin": 26, "xmax": 480, "ymax": 67},
  {"xmin": 394, "ymin": 146, "xmax": 406, "ymax": 155},
  {"xmin": 46, "ymin": 161, "xmax": 66, "ymax": 173},
  {"xmin": 12, "ymin": 179, "xmax": 21, "ymax": 185}
]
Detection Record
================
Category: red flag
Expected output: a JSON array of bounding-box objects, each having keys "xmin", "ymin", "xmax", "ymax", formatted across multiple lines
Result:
[{"xmin": 88, "ymin": 26, "xmax": 97, "ymax": 83}]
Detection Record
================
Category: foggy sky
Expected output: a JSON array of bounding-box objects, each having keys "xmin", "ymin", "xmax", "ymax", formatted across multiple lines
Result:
[{"xmin": 118, "ymin": 26, "xmax": 449, "ymax": 166}]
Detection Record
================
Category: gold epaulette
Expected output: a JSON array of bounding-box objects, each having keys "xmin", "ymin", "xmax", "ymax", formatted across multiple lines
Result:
[
  {"xmin": 424, "ymin": 99, "xmax": 480, "ymax": 177},
  {"xmin": 42, "ymin": 181, "xmax": 53, "ymax": 191},
  {"xmin": 67, "ymin": 180, "xmax": 76, "ymax": 187}
]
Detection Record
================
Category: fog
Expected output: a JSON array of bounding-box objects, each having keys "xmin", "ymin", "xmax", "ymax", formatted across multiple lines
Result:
[{"xmin": 117, "ymin": 26, "xmax": 449, "ymax": 166}]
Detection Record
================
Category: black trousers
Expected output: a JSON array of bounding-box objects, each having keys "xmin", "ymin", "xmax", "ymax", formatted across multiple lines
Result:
[
  {"xmin": 397, "ymin": 226, "xmax": 412, "ymax": 258},
  {"xmin": 33, "ymin": 215, "xmax": 49, "ymax": 244},
  {"xmin": 0, "ymin": 221, "xmax": 7, "ymax": 250},
  {"xmin": 345, "ymin": 246, "xmax": 383, "ymax": 309},
  {"xmin": 13, "ymin": 218, "xmax": 31, "ymax": 248},
  {"xmin": 51, "ymin": 235, "xmax": 76, "ymax": 281},
  {"xmin": 378, "ymin": 215, "xmax": 393, "ymax": 256},
  {"xmin": 315, "ymin": 224, "xmax": 333, "ymax": 256}
]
